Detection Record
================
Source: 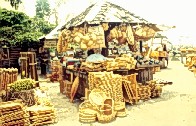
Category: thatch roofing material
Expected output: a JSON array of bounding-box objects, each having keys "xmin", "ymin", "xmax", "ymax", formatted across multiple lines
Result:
[{"xmin": 61, "ymin": 1, "xmax": 151, "ymax": 30}]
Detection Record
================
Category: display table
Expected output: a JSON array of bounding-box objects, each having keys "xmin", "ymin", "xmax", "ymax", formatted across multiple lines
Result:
[{"xmin": 62, "ymin": 64, "xmax": 159, "ymax": 97}]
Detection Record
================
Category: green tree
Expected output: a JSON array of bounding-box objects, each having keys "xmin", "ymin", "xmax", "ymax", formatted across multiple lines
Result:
[
  {"xmin": 35, "ymin": 0, "xmax": 51, "ymax": 19},
  {"xmin": 31, "ymin": 17, "xmax": 56, "ymax": 35},
  {"xmin": 4, "ymin": 0, "xmax": 22, "ymax": 9},
  {"xmin": 34, "ymin": 0, "xmax": 55, "ymax": 34},
  {"xmin": 0, "ymin": 8, "xmax": 55, "ymax": 47}
]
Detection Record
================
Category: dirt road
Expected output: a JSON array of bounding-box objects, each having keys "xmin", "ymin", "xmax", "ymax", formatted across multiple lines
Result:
[{"xmin": 47, "ymin": 60, "xmax": 196, "ymax": 126}]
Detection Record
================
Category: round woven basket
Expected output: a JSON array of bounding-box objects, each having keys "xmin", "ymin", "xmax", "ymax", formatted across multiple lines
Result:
[
  {"xmin": 116, "ymin": 108, "xmax": 127, "ymax": 117},
  {"xmin": 89, "ymin": 89, "xmax": 107, "ymax": 107},
  {"xmin": 114, "ymin": 102, "xmax": 125, "ymax": 111},
  {"xmin": 97, "ymin": 104, "xmax": 116, "ymax": 123},
  {"xmin": 79, "ymin": 101, "xmax": 98, "ymax": 123}
]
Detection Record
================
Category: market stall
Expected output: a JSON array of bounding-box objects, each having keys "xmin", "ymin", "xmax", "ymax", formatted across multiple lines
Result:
[{"xmin": 56, "ymin": 1, "xmax": 172, "ymax": 123}]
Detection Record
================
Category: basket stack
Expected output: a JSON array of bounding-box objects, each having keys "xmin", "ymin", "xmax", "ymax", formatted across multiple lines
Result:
[
  {"xmin": 79, "ymin": 101, "xmax": 98, "ymax": 123},
  {"xmin": 0, "ymin": 101, "xmax": 30, "ymax": 126},
  {"xmin": 79, "ymin": 89, "xmax": 117, "ymax": 123},
  {"xmin": 88, "ymin": 72, "xmax": 126, "ymax": 116},
  {"xmin": 96, "ymin": 98, "xmax": 116, "ymax": 123},
  {"xmin": 88, "ymin": 72, "xmax": 116, "ymax": 98},
  {"xmin": 26, "ymin": 106, "xmax": 57, "ymax": 126}
]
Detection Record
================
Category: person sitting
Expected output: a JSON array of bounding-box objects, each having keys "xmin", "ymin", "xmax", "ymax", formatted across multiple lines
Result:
[{"xmin": 87, "ymin": 49, "xmax": 95, "ymax": 56}]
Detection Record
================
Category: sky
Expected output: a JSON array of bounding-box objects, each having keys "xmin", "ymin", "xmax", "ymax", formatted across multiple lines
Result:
[{"xmin": 22, "ymin": 0, "xmax": 196, "ymax": 45}]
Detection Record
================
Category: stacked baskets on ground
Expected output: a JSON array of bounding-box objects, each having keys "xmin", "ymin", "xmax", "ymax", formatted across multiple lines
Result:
[
  {"xmin": 79, "ymin": 72, "xmax": 127, "ymax": 123},
  {"xmin": 79, "ymin": 88, "xmax": 117, "ymax": 123}
]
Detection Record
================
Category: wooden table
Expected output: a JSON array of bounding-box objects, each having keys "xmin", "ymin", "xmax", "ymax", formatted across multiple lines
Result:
[{"xmin": 63, "ymin": 64, "xmax": 158, "ymax": 97}]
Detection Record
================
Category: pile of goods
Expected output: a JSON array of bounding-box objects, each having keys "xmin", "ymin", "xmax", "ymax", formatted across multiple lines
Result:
[
  {"xmin": 8, "ymin": 79, "xmax": 36, "ymax": 106},
  {"xmin": 57, "ymin": 25, "xmax": 105, "ymax": 52},
  {"xmin": 183, "ymin": 54, "xmax": 196, "ymax": 77},
  {"xmin": 81, "ymin": 54, "xmax": 137, "ymax": 71},
  {"xmin": 26, "ymin": 106, "xmax": 57, "ymax": 126},
  {"xmin": 134, "ymin": 54, "xmax": 160, "ymax": 65},
  {"xmin": 150, "ymin": 51, "xmax": 160, "ymax": 59},
  {"xmin": 34, "ymin": 88, "xmax": 54, "ymax": 107},
  {"xmin": 185, "ymin": 55, "xmax": 196, "ymax": 70},
  {"xmin": 105, "ymin": 54, "xmax": 136, "ymax": 70},
  {"xmin": 81, "ymin": 62, "xmax": 105, "ymax": 72},
  {"xmin": 79, "ymin": 72, "xmax": 126, "ymax": 123},
  {"xmin": 137, "ymin": 84, "xmax": 151, "ymax": 100},
  {"xmin": 47, "ymin": 59, "xmax": 63, "ymax": 82},
  {"xmin": 151, "ymin": 50, "xmax": 167, "ymax": 58},
  {"xmin": 8, "ymin": 79, "xmax": 53, "ymax": 107},
  {"xmin": 77, "ymin": 69, "xmax": 173, "ymax": 123},
  {"xmin": 0, "ymin": 100, "xmax": 30, "ymax": 126},
  {"xmin": 148, "ymin": 80, "xmax": 164, "ymax": 98},
  {"xmin": 133, "ymin": 25, "xmax": 156, "ymax": 41},
  {"xmin": 9, "ymin": 78, "xmax": 36, "ymax": 92},
  {"xmin": 107, "ymin": 24, "xmax": 134, "ymax": 45}
]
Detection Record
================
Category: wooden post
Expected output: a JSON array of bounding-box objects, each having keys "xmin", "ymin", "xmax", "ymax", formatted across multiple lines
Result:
[
  {"xmin": 27, "ymin": 52, "xmax": 39, "ymax": 87},
  {"xmin": 0, "ymin": 69, "xmax": 2, "ymax": 92},
  {"xmin": 132, "ymin": 73, "xmax": 138, "ymax": 104},
  {"xmin": 139, "ymin": 40, "xmax": 143, "ymax": 53},
  {"xmin": 20, "ymin": 52, "xmax": 29, "ymax": 78}
]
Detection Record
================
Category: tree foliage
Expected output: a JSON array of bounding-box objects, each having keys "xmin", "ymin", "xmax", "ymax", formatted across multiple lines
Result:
[
  {"xmin": 35, "ymin": 0, "xmax": 51, "ymax": 19},
  {"xmin": 4, "ymin": 0, "xmax": 22, "ymax": 10},
  {"xmin": 35, "ymin": 0, "xmax": 56, "ymax": 33},
  {"xmin": 0, "ymin": 8, "xmax": 55, "ymax": 46}
]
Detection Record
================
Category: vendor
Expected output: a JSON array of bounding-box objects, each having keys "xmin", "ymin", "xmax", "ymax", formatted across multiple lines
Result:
[{"xmin": 87, "ymin": 49, "xmax": 95, "ymax": 56}]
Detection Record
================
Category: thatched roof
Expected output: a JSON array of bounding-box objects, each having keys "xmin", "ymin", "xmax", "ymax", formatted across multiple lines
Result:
[{"xmin": 61, "ymin": 1, "xmax": 156, "ymax": 30}]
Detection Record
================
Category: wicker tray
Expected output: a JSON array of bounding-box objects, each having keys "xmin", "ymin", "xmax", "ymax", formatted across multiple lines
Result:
[{"xmin": 89, "ymin": 89, "xmax": 107, "ymax": 107}]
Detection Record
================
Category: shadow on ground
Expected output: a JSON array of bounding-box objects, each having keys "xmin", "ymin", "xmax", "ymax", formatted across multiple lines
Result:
[{"xmin": 126, "ymin": 90, "xmax": 179, "ymax": 111}]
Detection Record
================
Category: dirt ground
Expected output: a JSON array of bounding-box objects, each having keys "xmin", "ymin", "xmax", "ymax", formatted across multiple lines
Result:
[{"xmin": 40, "ymin": 60, "xmax": 196, "ymax": 126}]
